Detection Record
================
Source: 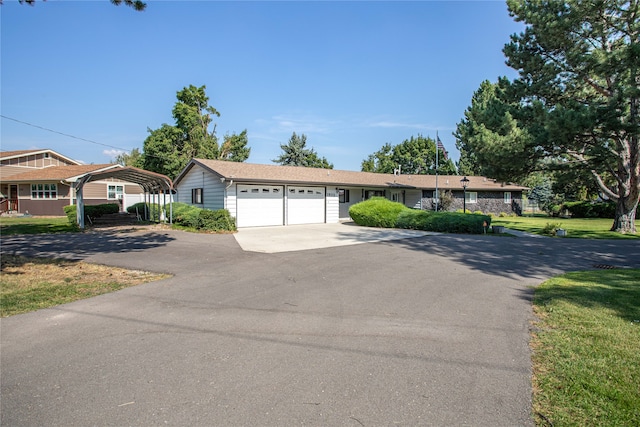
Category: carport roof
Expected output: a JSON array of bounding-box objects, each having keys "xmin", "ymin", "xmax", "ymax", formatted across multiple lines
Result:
[
  {"xmin": 176, "ymin": 159, "xmax": 527, "ymax": 191},
  {"xmin": 77, "ymin": 166, "xmax": 173, "ymax": 191}
]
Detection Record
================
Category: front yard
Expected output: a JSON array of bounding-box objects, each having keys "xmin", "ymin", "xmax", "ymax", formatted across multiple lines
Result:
[{"xmin": 492, "ymin": 215, "xmax": 638, "ymax": 239}]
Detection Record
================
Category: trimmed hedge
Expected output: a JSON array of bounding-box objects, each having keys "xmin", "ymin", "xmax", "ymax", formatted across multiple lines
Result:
[
  {"xmin": 349, "ymin": 197, "xmax": 491, "ymax": 234},
  {"xmin": 63, "ymin": 203, "xmax": 119, "ymax": 225},
  {"xmin": 397, "ymin": 209, "xmax": 491, "ymax": 234},
  {"xmin": 63, "ymin": 205, "xmax": 76, "ymax": 225},
  {"xmin": 563, "ymin": 201, "xmax": 616, "ymax": 218},
  {"xmin": 348, "ymin": 197, "xmax": 407, "ymax": 228},
  {"xmin": 562, "ymin": 200, "xmax": 639, "ymax": 219}
]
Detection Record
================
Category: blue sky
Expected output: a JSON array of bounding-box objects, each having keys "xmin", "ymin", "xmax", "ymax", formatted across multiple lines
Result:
[{"xmin": 1, "ymin": 0, "xmax": 523, "ymax": 171}]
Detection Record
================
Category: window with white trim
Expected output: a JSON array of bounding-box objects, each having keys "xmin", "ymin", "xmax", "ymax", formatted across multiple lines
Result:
[
  {"xmin": 465, "ymin": 191, "xmax": 477, "ymax": 204},
  {"xmin": 504, "ymin": 192, "xmax": 512, "ymax": 204},
  {"xmin": 108, "ymin": 185, "xmax": 124, "ymax": 200},
  {"xmin": 31, "ymin": 183, "xmax": 57, "ymax": 199}
]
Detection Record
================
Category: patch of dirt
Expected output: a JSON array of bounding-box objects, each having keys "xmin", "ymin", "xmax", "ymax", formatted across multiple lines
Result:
[{"xmin": 1, "ymin": 255, "xmax": 171, "ymax": 290}]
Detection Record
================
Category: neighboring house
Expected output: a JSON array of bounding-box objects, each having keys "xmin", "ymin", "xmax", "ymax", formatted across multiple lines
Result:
[
  {"xmin": 1, "ymin": 149, "xmax": 151, "ymax": 216},
  {"xmin": 174, "ymin": 159, "xmax": 527, "ymax": 228}
]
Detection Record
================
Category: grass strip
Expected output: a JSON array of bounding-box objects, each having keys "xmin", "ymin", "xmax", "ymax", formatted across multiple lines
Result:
[
  {"xmin": 493, "ymin": 216, "xmax": 638, "ymax": 239},
  {"xmin": 1, "ymin": 255, "xmax": 170, "ymax": 317},
  {"xmin": 532, "ymin": 269, "xmax": 640, "ymax": 426},
  {"xmin": 0, "ymin": 216, "xmax": 78, "ymax": 235}
]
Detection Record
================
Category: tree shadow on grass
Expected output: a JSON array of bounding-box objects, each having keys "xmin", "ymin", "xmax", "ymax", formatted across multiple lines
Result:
[{"xmin": 534, "ymin": 269, "xmax": 640, "ymax": 323}]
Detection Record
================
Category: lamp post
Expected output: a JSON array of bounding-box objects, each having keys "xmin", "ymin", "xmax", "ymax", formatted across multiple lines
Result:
[{"xmin": 460, "ymin": 176, "xmax": 470, "ymax": 213}]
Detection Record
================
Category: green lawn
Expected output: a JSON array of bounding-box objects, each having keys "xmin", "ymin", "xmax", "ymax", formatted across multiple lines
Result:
[
  {"xmin": 532, "ymin": 269, "xmax": 640, "ymax": 426},
  {"xmin": 492, "ymin": 215, "xmax": 638, "ymax": 239},
  {"xmin": 0, "ymin": 216, "xmax": 78, "ymax": 235}
]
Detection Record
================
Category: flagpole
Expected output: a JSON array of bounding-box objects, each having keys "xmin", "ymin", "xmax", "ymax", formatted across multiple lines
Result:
[{"xmin": 435, "ymin": 131, "xmax": 439, "ymax": 212}]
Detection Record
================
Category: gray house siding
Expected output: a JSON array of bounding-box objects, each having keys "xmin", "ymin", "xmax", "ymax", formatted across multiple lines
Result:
[
  {"xmin": 405, "ymin": 190, "xmax": 422, "ymax": 209},
  {"xmin": 175, "ymin": 164, "xmax": 225, "ymax": 211}
]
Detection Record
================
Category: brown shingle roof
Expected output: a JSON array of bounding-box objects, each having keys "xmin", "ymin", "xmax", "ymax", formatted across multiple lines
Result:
[
  {"xmin": 181, "ymin": 159, "xmax": 527, "ymax": 191},
  {"xmin": 1, "ymin": 164, "xmax": 118, "ymax": 182}
]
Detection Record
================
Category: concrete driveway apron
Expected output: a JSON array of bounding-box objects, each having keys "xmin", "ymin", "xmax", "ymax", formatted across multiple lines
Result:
[{"xmin": 2, "ymin": 224, "xmax": 639, "ymax": 426}]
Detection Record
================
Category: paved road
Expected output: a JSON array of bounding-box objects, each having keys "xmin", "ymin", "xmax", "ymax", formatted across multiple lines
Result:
[{"xmin": 2, "ymin": 226, "xmax": 639, "ymax": 426}]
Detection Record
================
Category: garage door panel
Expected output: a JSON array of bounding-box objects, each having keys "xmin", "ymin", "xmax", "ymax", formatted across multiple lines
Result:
[
  {"xmin": 287, "ymin": 186, "xmax": 325, "ymax": 225},
  {"xmin": 237, "ymin": 185, "xmax": 283, "ymax": 227}
]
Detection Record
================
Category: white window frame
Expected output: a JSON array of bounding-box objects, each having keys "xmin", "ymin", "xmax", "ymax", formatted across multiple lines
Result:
[
  {"xmin": 504, "ymin": 192, "xmax": 512, "ymax": 204},
  {"xmin": 31, "ymin": 183, "xmax": 58, "ymax": 200},
  {"xmin": 465, "ymin": 191, "xmax": 477, "ymax": 204},
  {"xmin": 107, "ymin": 184, "xmax": 124, "ymax": 200}
]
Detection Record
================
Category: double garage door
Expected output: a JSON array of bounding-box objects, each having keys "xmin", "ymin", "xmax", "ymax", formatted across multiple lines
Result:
[{"xmin": 236, "ymin": 185, "xmax": 325, "ymax": 227}]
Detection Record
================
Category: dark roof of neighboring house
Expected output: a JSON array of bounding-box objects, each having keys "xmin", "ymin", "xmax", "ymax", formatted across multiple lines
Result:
[
  {"xmin": 176, "ymin": 159, "xmax": 528, "ymax": 191},
  {"xmin": 0, "ymin": 149, "xmax": 80, "ymax": 165}
]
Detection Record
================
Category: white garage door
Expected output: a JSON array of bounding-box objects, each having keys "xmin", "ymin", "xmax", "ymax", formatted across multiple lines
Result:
[
  {"xmin": 237, "ymin": 185, "xmax": 284, "ymax": 227},
  {"xmin": 287, "ymin": 186, "xmax": 325, "ymax": 225}
]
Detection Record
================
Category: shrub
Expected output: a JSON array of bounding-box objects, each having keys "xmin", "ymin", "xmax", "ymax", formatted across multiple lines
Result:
[
  {"xmin": 169, "ymin": 203, "xmax": 201, "ymax": 227},
  {"xmin": 563, "ymin": 201, "xmax": 616, "ymax": 218},
  {"xmin": 63, "ymin": 205, "xmax": 77, "ymax": 225},
  {"xmin": 127, "ymin": 202, "xmax": 162, "ymax": 221},
  {"xmin": 438, "ymin": 190, "xmax": 454, "ymax": 211},
  {"xmin": 197, "ymin": 208, "xmax": 236, "ymax": 232},
  {"xmin": 85, "ymin": 203, "xmax": 119, "ymax": 220},
  {"xmin": 542, "ymin": 222, "xmax": 563, "ymax": 236},
  {"xmin": 63, "ymin": 203, "xmax": 119, "ymax": 225},
  {"xmin": 397, "ymin": 209, "xmax": 491, "ymax": 234},
  {"xmin": 349, "ymin": 197, "xmax": 408, "ymax": 228}
]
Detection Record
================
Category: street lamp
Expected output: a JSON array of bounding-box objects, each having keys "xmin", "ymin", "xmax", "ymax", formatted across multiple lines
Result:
[{"xmin": 460, "ymin": 176, "xmax": 470, "ymax": 213}]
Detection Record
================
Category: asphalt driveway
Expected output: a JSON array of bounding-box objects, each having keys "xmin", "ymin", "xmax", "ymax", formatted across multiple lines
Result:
[{"xmin": 2, "ymin": 224, "xmax": 639, "ymax": 426}]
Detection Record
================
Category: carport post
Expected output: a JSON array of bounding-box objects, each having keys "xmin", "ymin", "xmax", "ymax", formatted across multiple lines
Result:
[
  {"xmin": 144, "ymin": 191, "xmax": 149, "ymax": 221},
  {"xmin": 169, "ymin": 190, "xmax": 173, "ymax": 224},
  {"xmin": 75, "ymin": 184, "xmax": 85, "ymax": 229}
]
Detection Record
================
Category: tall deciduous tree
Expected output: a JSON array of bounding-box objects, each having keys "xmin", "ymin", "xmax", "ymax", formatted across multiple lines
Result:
[
  {"xmin": 142, "ymin": 85, "xmax": 250, "ymax": 179},
  {"xmin": 361, "ymin": 135, "xmax": 456, "ymax": 175},
  {"xmin": 113, "ymin": 148, "xmax": 143, "ymax": 167},
  {"xmin": 273, "ymin": 132, "xmax": 333, "ymax": 169},
  {"xmin": 456, "ymin": 0, "xmax": 639, "ymax": 233}
]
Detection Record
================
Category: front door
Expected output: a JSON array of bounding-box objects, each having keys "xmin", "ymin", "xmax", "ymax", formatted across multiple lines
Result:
[{"xmin": 9, "ymin": 185, "xmax": 18, "ymax": 211}]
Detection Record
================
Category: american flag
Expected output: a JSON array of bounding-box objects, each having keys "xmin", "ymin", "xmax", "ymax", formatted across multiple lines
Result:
[{"xmin": 436, "ymin": 136, "xmax": 449, "ymax": 160}]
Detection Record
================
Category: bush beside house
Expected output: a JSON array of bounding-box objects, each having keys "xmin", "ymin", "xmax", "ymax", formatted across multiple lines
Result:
[
  {"xmin": 349, "ymin": 198, "xmax": 491, "ymax": 234},
  {"xmin": 348, "ymin": 197, "xmax": 407, "ymax": 228},
  {"xmin": 126, "ymin": 202, "xmax": 236, "ymax": 232}
]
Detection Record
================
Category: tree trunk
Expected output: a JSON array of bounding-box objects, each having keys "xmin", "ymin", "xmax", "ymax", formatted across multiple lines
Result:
[{"xmin": 611, "ymin": 196, "xmax": 638, "ymax": 233}]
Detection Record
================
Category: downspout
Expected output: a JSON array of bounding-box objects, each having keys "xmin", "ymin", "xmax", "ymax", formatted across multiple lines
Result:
[
  {"xmin": 221, "ymin": 178, "xmax": 233, "ymax": 209},
  {"xmin": 144, "ymin": 186, "xmax": 149, "ymax": 221}
]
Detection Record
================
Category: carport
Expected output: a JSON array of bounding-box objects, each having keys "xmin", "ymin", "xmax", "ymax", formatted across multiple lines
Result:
[{"xmin": 72, "ymin": 166, "xmax": 173, "ymax": 229}]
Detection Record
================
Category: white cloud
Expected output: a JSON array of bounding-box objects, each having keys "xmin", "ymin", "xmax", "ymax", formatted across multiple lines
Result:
[
  {"xmin": 103, "ymin": 149, "xmax": 126, "ymax": 159},
  {"xmin": 366, "ymin": 120, "xmax": 427, "ymax": 130}
]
